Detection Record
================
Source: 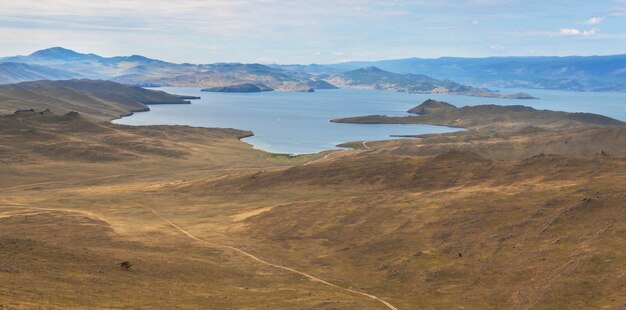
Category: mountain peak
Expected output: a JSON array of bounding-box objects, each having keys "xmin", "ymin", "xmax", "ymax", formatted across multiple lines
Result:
[
  {"xmin": 28, "ymin": 47, "xmax": 89, "ymax": 60},
  {"xmin": 360, "ymin": 66, "xmax": 385, "ymax": 72}
]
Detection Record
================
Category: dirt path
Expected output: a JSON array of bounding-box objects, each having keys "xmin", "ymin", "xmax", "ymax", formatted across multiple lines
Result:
[
  {"xmin": 0, "ymin": 203, "xmax": 116, "ymax": 227},
  {"xmin": 138, "ymin": 204, "xmax": 399, "ymax": 310},
  {"xmin": 0, "ymin": 166, "xmax": 287, "ymax": 193},
  {"xmin": 362, "ymin": 141, "xmax": 371, "ymax": 150},
  {"xmin": 0, "ymin": 174, "xmax": 132, "ymax": 192},
  {"xmin": 304, "ymin": 154, "xmax": 331, "ymax": 166}
]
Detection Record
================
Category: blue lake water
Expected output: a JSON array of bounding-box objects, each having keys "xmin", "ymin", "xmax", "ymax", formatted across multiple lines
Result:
[{"xmin": 114, "ymin": 88, "xmax": 626, "ymax": 154}]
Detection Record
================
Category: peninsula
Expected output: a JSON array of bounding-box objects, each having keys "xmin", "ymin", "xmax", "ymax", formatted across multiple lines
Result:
[
  {"xmin": 202, "ymin": 83, "xmax": 274, "ymax": 93},
  {"xmin": 331, "ymin": 99, "xmax": 624, "ymax": 132}
]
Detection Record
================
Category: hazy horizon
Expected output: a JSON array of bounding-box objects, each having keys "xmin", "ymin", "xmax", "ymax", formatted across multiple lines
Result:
[
  {"xmin": 2, "ymin": 1, "xmax": 626, "ymax": 64},
  {"xmin": 5, "ymin": 46, "xmax": 626, "ymax": 66}
]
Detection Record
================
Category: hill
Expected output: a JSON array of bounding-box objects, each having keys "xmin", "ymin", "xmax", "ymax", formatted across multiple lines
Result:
[
  {"xmin": 0, "ymin": 62, "xmax": 78, "ymax": 84},
  {"xmin": 0, "ymin": 47, "xmax": 336, "ymax": 91},
  {"xmin": 325, "ymin": 67, "xmax": 533, "ymax": 98},
  {"xmin": 332, "ymin": 99, "xmax": 625, "ymax": 132},
  {"xmin": 5, "ymin": 48, "xmax": 626, "ymax": 92},
  {"xmin": 0, "ymin": 79, "xmax": 192, "ymax": 120},
  {"xmin": 1, "ymin": 101, "xmax": 625, "ymax": 308},
  {"xmin": 0, "ymin": 57, "xmax": 625, "ymax": 309},
  {"xmin": 0, "ymin": 109, "xmax": 254, "ymax": 164},
  {"xmin": 314, "ymin": 54, "xmax": 626, "ymax": 92},
  {"xmin": 202, "ymin": 83, "xmax": 274, "ymax": 93}
]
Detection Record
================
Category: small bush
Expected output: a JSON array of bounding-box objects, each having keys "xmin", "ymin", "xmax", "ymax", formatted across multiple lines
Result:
[{"xmin": 120, "ymin": 261, "xmax": 132, "ymax": 270}]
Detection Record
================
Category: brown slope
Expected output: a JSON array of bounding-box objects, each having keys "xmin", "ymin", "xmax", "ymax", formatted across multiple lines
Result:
[
  {"xmin": 0, "ymin": 109, "xmax": 252, "ymax": 163},
  {"xmin": 352, "ymin": 126, "xmax": 626, "ymax": 160},
  {"xmin": 332, "ymin": 99, "xmax": 625, "ymax": 132},
  {"xmin": 180, "ymin": 148, "xmax": 626, "ymax": 309},
  {"xmin": 0, "ymin": 79, "xmax": 191, "ymax": 120}
]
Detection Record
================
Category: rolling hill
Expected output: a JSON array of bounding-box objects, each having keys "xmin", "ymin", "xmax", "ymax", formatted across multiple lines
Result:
[
  {"xmin": 1, "ymin": 88, "xmax": 624, "ymax": 308},
  {"xmin": 0, "ymin": 47, "xmax": 563, "ymax": 96},
  {"xmin": 332, "ymin": 99, "xmax": 625, "ymax": 132},
  {"xmin": 326, "ymin": 66, "xmax": 480, "ymax": 94},
  {"xmin": 4, "ymin": 47, "xmax": 626, "ymax": 92},
  {"xmin": 313, "ymin": 55, "xmax": 626, "ymax": 92},
  {"xmin": 0, "ymin": 62, "xmax": 78, "ymax": 84},
  {"xmin": 0, "ymin": 79, "xmax": 192, "ymax": 120},
  {"xmin": 0, "ymin": 47, "xmax": 335, "ymax": 91}
]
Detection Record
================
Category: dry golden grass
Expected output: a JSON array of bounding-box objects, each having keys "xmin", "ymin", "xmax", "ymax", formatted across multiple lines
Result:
[{"xmin": 1, "ymin": 111, "xmax": 625, "ymax": 309}]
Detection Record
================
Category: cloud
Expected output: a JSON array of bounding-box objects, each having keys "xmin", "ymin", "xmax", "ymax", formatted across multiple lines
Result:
[
  {"xmin": 1, "ymin": 0, "xmax": 622, "ymax": 63},
  {"xmin": 584, "ymin": 17, "xmax": 605, "ymax": 25},
  {"xmin": 559, "ymin": 28, "xmax": 597, "ymax": 37},
  {"xmin": 583, "ymin": 9, "xmax": 626, "ymax": 26}
]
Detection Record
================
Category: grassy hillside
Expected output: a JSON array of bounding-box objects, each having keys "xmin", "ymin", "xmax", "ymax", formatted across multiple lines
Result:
[
  {"xmin": 1, "ymin": 105, "xmax": 625, "ymax": 308},
  {"xmin": 0, "ymin": 79, "xmax": 191, "ymax": 120}
]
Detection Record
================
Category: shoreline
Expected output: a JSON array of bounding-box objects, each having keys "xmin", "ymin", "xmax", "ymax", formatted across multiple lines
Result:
[
  {"xmin": 110, "ymin": 87, "xmax": 626, "ymax": 155},
  {"xmin": 112, "ymin": 89, "xmax": 464, "ymax": 156}
]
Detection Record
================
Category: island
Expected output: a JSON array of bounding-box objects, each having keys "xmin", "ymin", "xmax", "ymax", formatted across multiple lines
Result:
[
  {"xmin": 201, "ymin": 83, "xmax": 274, "ymax": 93},
  {"xmin": 175, "ymin": 95, "xmax": 201, "ymax": 100},
  {"xmin": 464, "ymin": 91, "xmax": 538, "ymax": 99}
]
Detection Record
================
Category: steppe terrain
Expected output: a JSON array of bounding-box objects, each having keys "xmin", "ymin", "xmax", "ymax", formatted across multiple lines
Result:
[{"xmin": 1, "ymin": 88, "xmax": 625, "ymax": 309}]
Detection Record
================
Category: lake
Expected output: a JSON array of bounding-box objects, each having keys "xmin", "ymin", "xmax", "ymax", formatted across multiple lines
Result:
[{"xmin": 114, "ymin": 88, "xmax": 626, "ymax": 154}]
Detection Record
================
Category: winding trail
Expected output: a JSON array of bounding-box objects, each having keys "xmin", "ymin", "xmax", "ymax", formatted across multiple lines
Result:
[
  {"xmin": 2, "ymin": 159, "xmax": 397, "ymax": 308},
  {"xmin": 1, "ymin": 203, "xmax": 115, "ymax": 227},
  {"xmin": 303, "ymin": 153, "xmax": 331, "ymax": 166},
  {"xmin": 362, "ymin": 141, "xmax": 371, "ymax": 150},
  {"xmin": 138, "ymin": 204, "xmax": 398, "ymax": 310}
]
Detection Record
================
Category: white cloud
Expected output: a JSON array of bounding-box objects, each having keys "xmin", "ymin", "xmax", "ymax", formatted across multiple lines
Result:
[
  {"xmin": 559, "ymin": 28, "xmax": 597, "ymax": 37},
  {"xmin": 584, "ymin": 17, "xmax": 605, "ymax": 25},
  {"xmin": 583, "ymin": 9, "xmax": 626, "ymax": 26}
]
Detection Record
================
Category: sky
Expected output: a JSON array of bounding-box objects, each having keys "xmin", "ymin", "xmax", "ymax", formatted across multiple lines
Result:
[{"xmin": 1, "ymin": 0, "xmax": 626, "ymax": 64}]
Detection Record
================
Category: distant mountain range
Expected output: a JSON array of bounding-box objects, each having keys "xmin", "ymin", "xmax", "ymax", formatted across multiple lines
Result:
[
  {"xmin": 282, "ymin": 55, "xmax": 626, "ymax": 92},
  {"xmin": 0, "ymin": 47, "xmax": 494, "ymax": 96},
  {"xmin": 3, "ymin": 47, "xmax": 626, "ymax": 94},
  {"xmin": 322, "ymin": 67, "xmax": 536, "ymax": 98},
  {"xmin": 328, "ymin": 66, "xmax": 480, "ymax": 93},
  {"xmin": 0, "ymin": 47, "xmax": 334, "ymax": 92}
]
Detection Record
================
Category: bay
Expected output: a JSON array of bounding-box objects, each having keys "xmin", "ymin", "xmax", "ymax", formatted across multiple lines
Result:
[{"xmin": 114, "ymin": 88, "xmax": 626, "ymax": 154}]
